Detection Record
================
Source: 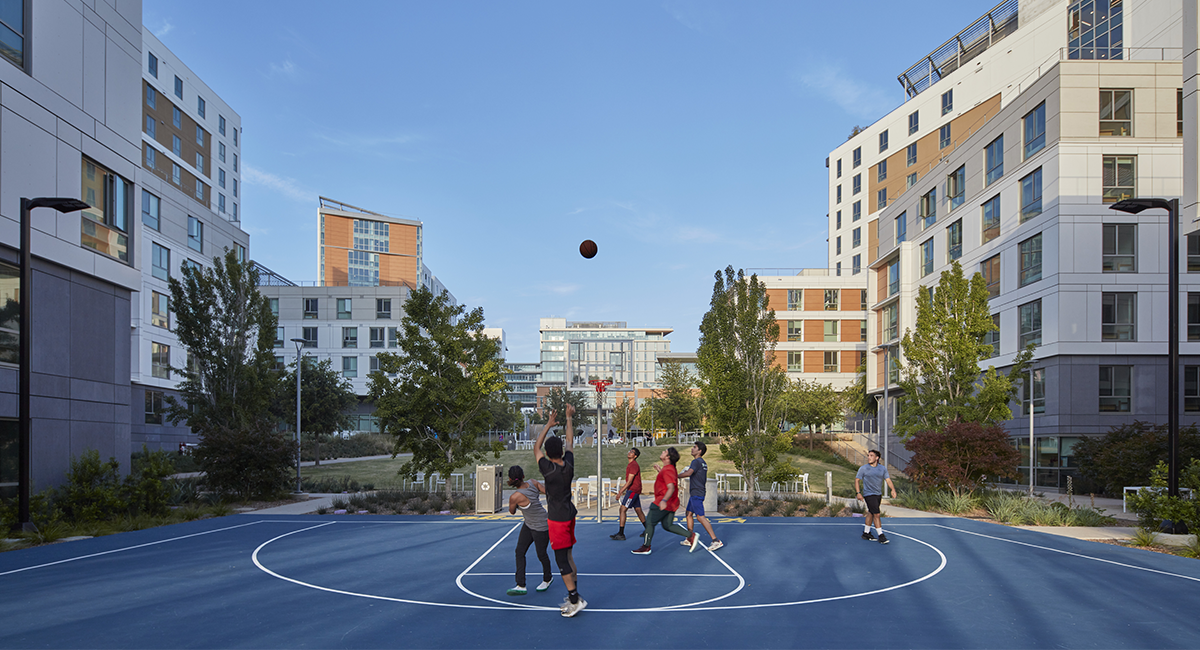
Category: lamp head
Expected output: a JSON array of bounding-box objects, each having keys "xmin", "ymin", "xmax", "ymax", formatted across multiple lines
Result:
[{"xmin": 1110, "ymin": 198, "xmax": 1172, "ymax": 214}]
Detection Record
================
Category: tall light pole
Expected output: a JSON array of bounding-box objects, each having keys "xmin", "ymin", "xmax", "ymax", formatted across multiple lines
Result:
[
  {"xmin": 876, "ymin": 342, "xmax": 898, "ymax": 471},
  {"xmin": 290, "ymin": 338, "xmax": 307, "ymax": 494},
  {"xmin": 1028, "ymin": 365, "xmax": 1036, "ymax": 496},
  {"xmin": 15, "ymin": 197, "xmax": 90, "ymax": 532},
  {"xmin": 1111, "ymin": 198, "xmax": 1180, "ymax": 497}
]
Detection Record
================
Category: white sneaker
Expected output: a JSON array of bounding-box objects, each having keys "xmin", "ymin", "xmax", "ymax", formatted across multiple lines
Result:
[
  {"xmin": 535, "ymin": 578, "xmax": 553, "ymax": 592},
  {"xmin": 708, "ymin": 540, "xmax": 724, "ymax": 551},
  {"xmin": 680, "ymin": 539, "xmax": 691, "ymax": 546},
  {"xmin": 561, "ymin": 597, "xmax": 588, "ymax": 617}
]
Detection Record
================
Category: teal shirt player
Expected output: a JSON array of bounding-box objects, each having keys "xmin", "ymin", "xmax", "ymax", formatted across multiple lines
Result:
[{"xmin": 856, "ymin": 463, "xmax": 889, "ymax": 497}]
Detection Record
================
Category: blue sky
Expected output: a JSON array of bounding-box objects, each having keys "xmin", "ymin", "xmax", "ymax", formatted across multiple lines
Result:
[{"xmin": 145, "ymin": 1, "xmax": 988, "ymax": 361}]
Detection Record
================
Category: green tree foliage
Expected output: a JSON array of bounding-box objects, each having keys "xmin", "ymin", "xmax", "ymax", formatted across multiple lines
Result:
[
  {"xmin": 905, "ymin": 421, "xmax": 1021, "ymax": 495},
  {"xmin": 612, "ymin": 397, "xmax": 638, "ymax": 434},
  {"xmin": 780, "ymin": 379, "xmax": 844, "ymax": 449},
  {"xmin": 654, "ymin": 361, "xmax": 702, "ymax": 434},
  {"xmin": 166, "ymin": 249, "xmax": 293, "ymax": 498},
  {"xmin": 895, "ymin": 261, "xmax": 1031, "ymax": 440},
  {"xmin": 1126, "ymin": 459, "xmax": 1200, "ymax": 531},
  {"xmin": 485, "ymin": 396, "xmax": 524, "ymax": 434},
  {"xmin": 697, "ymin": 266, "xmax": 790, "ymax": 499},
  {"xmin": 841, "ymin": 363, "xmax": 876, "ymax": 416},
  {"xmin": 276, "ymin": 357, "xmax": 357, "ymax": 466},
  {"xmin": 536, "ymin": 387, "xmax": 590, "ymax": 427},
  {"xmin": 1074, "ymin": 421, "xmax": 1200, "ymax": 496},
  {"xmin": 368, "ymin": 287, "xmax": 504, "ymax": 499}
]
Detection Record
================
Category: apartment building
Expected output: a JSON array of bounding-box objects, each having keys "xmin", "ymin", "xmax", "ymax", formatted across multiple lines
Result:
[
  {"xmin": 134, "ymin": 32, "xmax": 249, "ymax": 451},
  {"xmin": 537, "ymin": 318, "xmax": 671, "ymax": 411},
  {"xmin": 0, "ymin": 0, "xmax": 145, "ymax": 494},
  {"xmin": 503, "ymin": 362, "xmax": 542, "ymax": 410},
  {"xmin": 834, "ymin": 0, "xmax": 1193, "ymax": 489}
]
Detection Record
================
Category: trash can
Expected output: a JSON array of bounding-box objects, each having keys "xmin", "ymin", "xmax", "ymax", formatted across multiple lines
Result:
[
  {"xmin": 704, "ymin": 478, "xmax": 717, "ymax": 514},
  {"xmin": 475, "ymin": 464, "xmax": 504, "ymax": 514}
]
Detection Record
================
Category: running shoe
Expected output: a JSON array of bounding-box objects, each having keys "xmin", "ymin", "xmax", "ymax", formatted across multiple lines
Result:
[
  {"xmin": 631, "ymin": 545, "xmax": 652, "ymax": 555},
  {"xmin": 708, "ymin": 540, "xmax": 724, "ymax": 551},
  {"xmin": 862, "ymin": 532, "xmax": 877, "ymax": 541},
  {"xmin": 559, "ymin": 598, "xmax": 571, "ymax": 614},
  {"xmin": 688, "ymin": 533, "xmax": 700, "ymax": 553},
  {"xmin": 506, "ymin": 585, "xmax": 527, "ymax": 596},
  {"xmin": 878, "ymin": 533, "xmax": 889, "ymax": 544},
  {"xmin": 610, "ymin": 533, "xmax": 626, "ymax": 540},
  {"xmin": 561, "ymin": 598, "xmax": 588, "ymax": 618},
  {"xmin": 536, "ymin": 578, "xmax": 553, "ymax": 592},
  {"xmin": 680, "ymin": 539, "xmax": 691, "ymax": 546}
]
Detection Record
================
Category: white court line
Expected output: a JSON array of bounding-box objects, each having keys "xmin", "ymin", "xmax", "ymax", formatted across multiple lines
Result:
[
  {"xmin": 465, "ymin": 572, "xmax": 736, "ymax": 578},
  {"xmin": 0, "ymin": 520, "xmax": 266, "ymax": 577}
]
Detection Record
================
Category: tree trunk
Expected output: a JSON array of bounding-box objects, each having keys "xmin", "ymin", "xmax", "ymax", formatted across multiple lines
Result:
[{"xmin": 315, "ymin": 435, "xmax": 321, "ymax": 466}]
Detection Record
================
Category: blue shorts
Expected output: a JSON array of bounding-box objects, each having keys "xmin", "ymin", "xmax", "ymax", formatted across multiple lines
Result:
[
  {"xmin": 619, "ymin": 491, "xmax": 641, "ymax": 510},
  {"xmin": 686, "ymin": 495, "xmax": 705, "ymax": 516}
]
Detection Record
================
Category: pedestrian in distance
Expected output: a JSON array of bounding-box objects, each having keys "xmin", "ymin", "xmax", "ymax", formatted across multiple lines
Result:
[
  {"xmin": 534, "ymin": 404, "xmax": 586, "ymax": 617},
  {"xmin": 631, "ymin": 447, "xmax": 692, "ymax": 555},
  {"xmin": 678, "ymin": 441, "xmax": 722, "ymax": 552},
  {"xmin": 610, "ymin": 447, "xmax": 646, "ymax": 541},
  {"xmin": 855, "ymin": 449, "xmax": 898, "ymax": 544},
  {"xmin": 505, "ymin": 465, "xmax": 554, "ymax": 596}
]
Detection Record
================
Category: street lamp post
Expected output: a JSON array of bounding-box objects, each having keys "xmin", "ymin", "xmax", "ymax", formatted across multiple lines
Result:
[
  {"xmin": 290, "ymin": 338, "xmax": 307, "ymax": 495},
  {"xmin": 15, "ymin": 197, "xmax": 90, "ymax": 532},
  {"xmin": 878, "ymin": 342, "xmax": 898, "ymax": 471},
  {"xmin": 1111, "ymin": 198, "xmax": 1181, "ymax": 497}
]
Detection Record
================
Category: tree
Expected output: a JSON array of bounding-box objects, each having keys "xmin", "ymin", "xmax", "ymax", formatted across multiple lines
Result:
[
  {"xmin": 368, "ymin": 286, "xmax": 504, "ymax": 499},
  {"xmin": 1074, "ymin": 421, "xmax": 1200, "ymax": 496},
  {"xmin": 895, "ymin": 261, "xmax": 1031, "ymax": 440},
  {"xmin": 165, "ymin": 249, "xmax": 293, "ymax": 499},
  {"xmin": 697, "ymin": 266, "xmax": 790, "ymax": 499},
  {"xmin": 485, "ymin": 396, "xmax": 524, "ymax": 436},
  {"xmin": 612, "ymin": 397, "xmax": 638, "ymax": 435},
  {"xmin": 841, "ymin": 363, "xmax": 876, "ymax": 416},
  {"xmin": 654, "ymin": 361, "xmax": 702, "ymax": 434},
  {"xmin": 781, "ymin": 379, "xmax": 844, "ymax": 449},
  {"xmin": 538, "ymin": 387, "xmax": 590, "ymax": 428},
  {"xmin": 276, "ymin": 357, "xmax": 356, "ymax": 466},
  {"xmin": 905, "ymin": 421, "xmax": 1021, "ymax": 495}
]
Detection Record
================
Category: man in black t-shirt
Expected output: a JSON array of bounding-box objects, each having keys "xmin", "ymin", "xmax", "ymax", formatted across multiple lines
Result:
[
  {"xmin": 678, "ymin": 442, "xmax": 723, "ymax": 552},
  {"xmin": 535, "ymin": 403, "xmax": 585, "ymax": 617}
]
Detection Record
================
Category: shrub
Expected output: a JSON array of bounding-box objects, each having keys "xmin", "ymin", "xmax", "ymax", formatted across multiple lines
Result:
[
  {"xmin": 55, "ymin": 450, "xmax": 125, "ymax": 522},
  {"xmin": 905, "ymin": 421, "xmax": 1020, "ymax": 495},
  {"xmin": 828, "ymin": 502, "xmax": 845, "ymax": 517},
  {"xmin": 300, "ymin": 433, "xmax": 393, "ymax": 462},
  {"xmin": 933, "ymin": 490, "xmax": 980, "ymax": 515},
  {"xmin": 194, "ymin": 424, "xmax": 296, "ymax": 500},
  {"xmin": 1126, "ymin": 460, "xmax": 1200, "ymax": 533},
  {"xmin": 787, "ymin": 442, "xmax": 859, "ymax": 471},
  {"xmin": 1130, "ymin": 527, "xmax": 1159, "ymax": 547},
  {"xmin": 1074, "ymin": 421, "xmax": 1200, "ymax": 496}
]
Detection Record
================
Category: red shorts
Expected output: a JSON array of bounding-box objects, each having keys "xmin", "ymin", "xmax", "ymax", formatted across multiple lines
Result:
[{"xmin": 548, "ymin": 519, "xmax": 576, "ymax": 550}]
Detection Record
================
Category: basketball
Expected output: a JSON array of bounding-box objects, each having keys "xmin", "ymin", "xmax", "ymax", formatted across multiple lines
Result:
[{"xmin": 579, "ymin": 239, "xmax": 598, "ymax": 259}]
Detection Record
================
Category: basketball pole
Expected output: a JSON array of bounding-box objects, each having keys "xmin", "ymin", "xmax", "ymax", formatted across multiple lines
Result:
[{"xmin": 589, "ymin": 378, "xmax": 612, "ymax": 524}]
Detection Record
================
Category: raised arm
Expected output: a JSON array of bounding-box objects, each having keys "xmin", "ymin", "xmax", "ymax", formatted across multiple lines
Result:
[
  {"xmin": 533, "ymin": 410, "xmax": 557, "ymax": 463},
  {"xmin": 564, "ymin": 403, "xmax": 575, "ymax": 453}
]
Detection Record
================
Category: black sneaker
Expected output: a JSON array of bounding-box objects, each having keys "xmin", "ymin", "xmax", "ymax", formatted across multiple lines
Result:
[
  {"xmin": 610, "ymin": 532, "xmax": 626, "ymax": 541},
  {"xmin": 877, "ymin": 533, "xmax": 889, "ymax": 544},
  {"xmin": 862, "ymin": 532, "xmax": 877, "ymax": 541},
  {"xmin": 631, "ymin": 545, "xmax": 652, "ymax": 555}
]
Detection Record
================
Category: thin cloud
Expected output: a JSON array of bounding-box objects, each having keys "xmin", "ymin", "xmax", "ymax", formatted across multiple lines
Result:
[
  {"xmin": 543, "ymin": 283, "xmax": 580, "ymax": 296},
  {"xmin": 150, "ymin": 19, "xmax": 173, "ymax": 38},
  {"xmin": 242, "ymin": 166, "xmax": 316, "ymax": 204},
  {"xmin": 314, "ymin": 131, "xmax": 420, "ymax": 150},
  {"xmin": 267, "ymin": 59, "xmax": 300, "ymax": 80},
  {"xmin": 797, "ymin": 61, "xmax": 894, "ymax": 121}
]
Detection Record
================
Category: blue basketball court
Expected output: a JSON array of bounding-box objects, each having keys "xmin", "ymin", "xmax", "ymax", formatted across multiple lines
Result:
[{"xmin": 2, "ymin": 514, "xmax": 1198, "ymax": 648}]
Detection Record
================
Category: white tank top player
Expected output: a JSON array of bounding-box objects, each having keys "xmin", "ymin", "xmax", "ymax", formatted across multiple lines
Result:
[{"xmin": 515, "ymin": 480, "xmax": 549, "ymax": 532}]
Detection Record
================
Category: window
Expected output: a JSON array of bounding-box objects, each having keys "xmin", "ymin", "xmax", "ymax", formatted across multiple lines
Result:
[
  {"xmin": 172, "ymin": 135, "xmax": 181, "ymax": 156},
  {"xmin": 836, "ymin": 185, "xmax": 842, "ymax": 203},
  {"xmin": 787, "ymin": 351, "xmax": 803, "ymax": 372},
  {"xmin": 836, "ymin": 211, "xmax": 842, "ymax": 230},
  {"xmin": 187, "ymin": 217, "xmax": 203, "ymax": 252},
  {"xmin": 860, "ymin": 319, "xmax": 868, "ymax": 341},
  {"xmin": 194, "ymin": 179, "xmax": 204, "ymax": 201},
  {"xmin": 219, "ymin": 142, "xmax": 226, "ymax": 163},
  {"xmin": 836, "ymin": 262, "xmax": 842, "ymax": 276},
  {"xmin": 787, "ymin": 321, "xmax": 802, "ymax": 341},
  {"xmin": 233, "ymin": 128, "xmax": 238, "ymax": 146},
  {"xmin": 824, "ymin": 289, "xmax": 839, "ymax": 311},
  {"xmin": 304, "ymin": 298, "xmax": 318, "ymax": 319},
  {"xmin": 151, "ymin": 292, "xmax": 169, "ymax": 329},
  {"xmin": 142, "ymin": 190, "xmax": 160, "ymax": 230},
  {"xmin": 1179, "ymin": 89, "xmax": 1185, "ymax": 138},
  {"xmin": 908, "ymin": 110, "xmax": 919, "ymax": 135},
  {"xmin": 981, "ymin": 254, "xmax": 1000, "ymax": 298},
  {"xmin": 836, "ymin": 159, "xmax": 842, "ymax": 178},
  {"xmin": 172, "ymin": 106, "xmax": 181, "ymax": 128},
  {"xmin": 852, "ymin": 147, "xmax": 861, "ymax": 168},
  {"xmin": 1019, "ymin": 299, "xmax": 1042, "ymax": 348},
  {"xmin": 388, "ymin": 327, "xmax": 399, "ymax": 348},
  {"xmin": 896, "ymin": 212, "xmax": 907, "ymax": 243},
  {"xmin": 879, "ymin": 130, "xmax": 889, "ymax": 152},
  {"xmin": 1187, "ymin": 367, "xmax": 1200, "ymax": 412},
  {"xmin": 369, "ymin": 356, "xmax": 381, "ymax": 374},
  {"xmin": 274, "ymin": 327, "xmax": 284, "ymax": 348},
  {"xmin": 236, "ymin": 245, "xmax": 246, "ymax": 263},
  {"xmin": 181, "ymin": 259, "xmax": 200, "ymax": 274},
  {"xmin": 1102, "ymin": 224, "xmax": 1136, "ymax": 272},
  {"xmin": 824, "ymin": 321, "xmax": 839, "ymax": 342},
  {"xmin": 219, "ymin": 115, "xmax": 226, "ymax": 136},
  {"xmin": 377, "ymin": 299, "xmax": 391, "ymax": 319},
  {"xmin": 1068, "ymin": 0, "xmax": 1124, "ymax": 60},
  {"xmin": 939, "ymin": 123, "xmax": 951, "ymax": 149},
  {"xmin": 1099, "ymin": 89, "xmax": 1132, "ymax": 136},
  {"xmin": 919, "ymin": 188, "xmax": 936, "ymax": 228},
  {"xmin": 1022, "ymin": 368, "xmax": 1045, "ymax": 415},
  {"xmin": 947, "ymin": 220, "xmax": 962, "ymax": 261},
  {"xmin": 302, "ymin": 326, "xmax": 317, "ymax": 347},
  {"xmin": 921, "ymin": 239, "xmax": 934, "ymax": 277},
  {"xmin": 906, "ymin": 143, "xmax": 917, "ymax": 167},
  {"xmin": 981, "ymin": 195, "xmax": 1001, "ymax": 243},
  {"xmin": 941, "ymin": 89, "xmax": 953, "ymax": 116},
  {"xmin": 232, "ymin": 203, "xmax": 238, "ymax": 220},
  {"xmin": 337, "ymin": 298, "xmax": 352, "ymax": 319},
  {"xmin": 144, "ymin": 144, "xmax": 156, "ymax": 169},
  {"xmin": 877, "ymin": 188, "xmax": 887, "ymax": 210},
  {"xmin": 151, "ymin": 342, "xmax": 170, "ymax": 379},
  {"xmin": 877, "ymin": 159, "xmax": 887, "ymax": 182},
  {"xmin": 852, "ymin": 254, "xmax": 862, "ymax": 274},
  {"xmin": 852, "ymin": 174, "xmax": 861, "ymax": 195},
  {"xmin": 174, "ymin": 75, "xmax": 183, "ymax": 99},
  {"xmin": 219, "ymin": 169, "xmax": 226, "ymax": 189},
  {"xmin": 80, "ymin": 159, "xmax": 131, "ymax": 263},
  {"xmin": 197, "ymin": 96, "xmax": 206, "ymax": 118},
  {"xmin": 171, "ymin": 163, "xmax": 181, "ymax": 185},
  {"xmin": 883, "ymin": 303, "xmax": 899, "ymax": 341},
  {"xmin": 887, "ymin": 259, "xmax": 900, "ymax": 297},
  {"xmin": 824, "ymin": 351, "xmax": 839, "ymax": 373},
  {"xmin": 145, "ymin": 114, "xmax": 156, "ymax": 139},
  {"xmin": 1190, "ymin": 294, "xmax": 1200, "ymax": 341},
  {"xmin": 146, "ymin": 51, "xmax": 158, "ymax": 77},
  {"xmin": 218, "ymin": 194, "xmax": 225, "ymax": 213},
  {"xmin": 836, "ymin": 236, "xmax": 842, "ymax": 255},
  {"xmin": 269, "ymin": 298, "xmax": 278, "ymax": 318},
  {"xmin": 1019, "ymin": 234, "xmax": 1043, "ymax": 286},
  {"xmin": 1102, "ymin": 292, "xmax": 1136, "ymax": 341},
  {"xmin": 852, "ymin": 201, "xmax": 861, "ymax": 222},
  {"xmin": 145, "ymin": 390, "xmax": 164, "ymax": 424},
  {"xmin": 145, "ymin": 84, "xmax": 155, "ymax": 109},
  {"xmin": 195, "ymin": 153, "xmax": 204, "ymax": 175},
  {"xmin": 342, "ymin": 356, "xmax": 358, "ymax": 378},
  {"xmin": 1190, "ymin": 234, "xmax": 1200, "ymax": 273},
  {"xmin": 233, "ymin": 179, "xmax": 238, "ymax": 197},
  {"xmin": 787, "ymin": 289, "xmax": 802, "ymax": 310},
  {"xmin": 195, "ymin": 125, "xmax": 204, "ymax": 147},
  {"xmin": 343, "ymin": 327, "xmax": 358, "ymax": 348},
  {"xmin": 1099, "ymin": 366, "xmax": 1132, "ymax": 412},
  {"xmin": 1020, "ymin": 168, "xmax": 1043, "ymax": 222},
  {"xmin": 906, "ymin": 172, "xmax": 917, "ymax": 188},
  {"xmin": 852, "ymin": 227, "xmax": 861, "ymax": 248},
  {"xmin": 861, "ymin": 290, "xmax": 868, "ymax": 310},
  {"xmin": 1102, "ymin": 155, "xmax": 1136, "ymax": 203},
  {"xmin": 947, "ymin": 165, "xmax": 965, "ymax": 211},
  {"xmin": 1024, "ymin": 102, "xmax": 1046, "ymax": 158},
  {"xmin": 152, "ymin": 243, "xmax": 169, "ymax": 281},
  {"xmin": 985, "ymin": 136, "xmax": 1004, "ymax": 185},
  {"xmin": 985, "ymin": 314, "xmax": 1001, "ymax": 357}
]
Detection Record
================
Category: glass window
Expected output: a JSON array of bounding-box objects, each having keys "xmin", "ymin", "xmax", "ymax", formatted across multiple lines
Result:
[
  {"xmin": 836, "ymin": 211, "xmax": 842, "ymax": 229},
  {"xmin": 274, "ymin": 327, "xmax": 284, "ymax": 348},
  {"xmin": 142, "ymin": 190, "xmax": 160, "ymax": 230},
  {"xmin": 144, "ymin": 144, "xmax": 156, "ymax": 169},
  {"xmin": 1187, "ymin": 367, "xmax": 1200, "ymax": 412},
  {"xmin": 145, "ymin": 390, "xmax": 163, "ymax": 425},
  {"xmin": 233, "ymin": 178, "xmax": 238, "ymax": 197},
  {"xmin": 218, "ymin": 194, "xmax": 225, "ymax": 213},
  {"xmin": 947, "ymin": 220, "xmax": 963, "ymax": 261},
  {"xmin": 787, "ymin": 289, "xmax": 802, "ymax": 311},
  {"xmin": 852, "ymin": 201, "xmax": 861, "ymax": 222},
  {"xmin": 981, "ymin": 254, "xmax": 1000, "ymax": 298},
  {"xmin": 1099, "ymin": 89, "xmax": 1132, "ymax": 136},
  {"xmin": 171, "ymin": 163, "xmax": 181, "ymax": 185},
  {"xmin": 219, "ymin": 142, "xmax": 226, "ymax": 163},
  {"xmin": 1102, "ymin": 292, "xmax": 1136, "ymax": 341},
  {"xmin": 947, "ymin": 165, "xmax": 965, "ymax": 211},
  {"xmin": 941, "ymin": 89, "xmax": 953, "ymax": 116},
  {"xmin": 787, "ymin": 320, "xmax": 802, "ymax": 341},
  {"xmin": 388, "ymin": 327, "xmax": 399, "ymax": 348},
  {"xmin": 1022, "ymin": 368, "xmax": 1046, "ymax": 415},
  {"xmin": 145, "ymin": 84, "xmax": 155, "ymax": 109},
  {"xmin": 896, "ymin": 212, "xmax": 907, "ymax": 243},
  {"xmin": 1102, "ymin": 224, "xmax": 1136, "ymax": 272},
  {"xmin": 906, "ymin": 172, "xmax": 917, "ymax": 188},
  {"xmin": 824, "ymin": 351, "xmax": 839, "ymax": 373},
  {"xmin": 219, "ymin": 115, "xmax": 226, "ymax": 136},
  {"xmin": 1019, "ymin": 299, "xmax": 1042, "ymax": 348},
  {"xmin": 342, "ymin": 356, "xmax": 358, "ymax": 378},
  {"xmin": 172, "ymin": 106, "xmax": 181, "ymax": 128},
  {"xmin": 151, "ymin": 342, "xmax": 170, "ymax": 379},
  {"xmin": 877, "ymin": 159, "xmax": 887, "ymax": 182},
  {"xmin": 879, "ymin": 130, "xmax": 888, "ymax": 153},
  {"xmin": 269, "ymin": 298, "xmax": 278, "ymax": 318},
  {"xmin": 852, "ymin": 147, "xmax": 861, "ymax": 168},
  {"xmin": 147, "ymin": 51, "xmax": 157, "ymax": 77},
  {"xmin": 824, "ymin": 321, "xmax": 839, "ymax": 342},
  {"xmin": 304, "ymin": 298, "xmax": 318, "ymax": 319},
  {"xmin": 174, "ymin": 75, "xmax": 183, "ymax": 99},
  {"xmin": 233, "ymin": 153, "xmax": 238, "ymax": 171},
  {"xmin": 1024, "ymin": 102, "xmax": 1046, "ymax": 158},
  {"xmin": 342, "ymin": 327, "xmax": 358, "ymax": 348},
  {"xmin": 852, "ymin": 174, "xmax": 861, "ymax": 195},
  {"xmin": 981, "ymin": 195, "xmax": 1001, "ymax": 243},
  {"xmin": 906, "ymin": 143, "xmax": 917, "ymax": 167},
  {"xmin": 195, "ymin": 153, "xmax": 204, "ymax": 175},
  {"xmin": 888, "ymin": 260, "xmax": 900, "ymax": 296},
  {"xmin": 187, "ymin": 216, "xmax": 203, "ymax": 252},
  {"xmin": 302, "ymin": 326, "xmax": 317, "ymax": 347},
  {"xmin": 787, "ymin": 351, "xmax": 803, "ymax": 372},
  {"xmin": 219, "ymin": 169, "xmax": 226, "ymax": 189},
  {"xmin": 1068, "ymin": 0, "xmax": 1124, "ymax": 60},
  {"xmin": 824, "ymin": 289, "xmax": 839, "ymax": 311},
  {"xmin": 852, "ymin": 254, "xmax": 862, "ymax": 274},
  {"xmin": 921, "ymin": 239, "xmax": 934, "ymax": 277},
  {"xmin": 985, "ymin": 313, "xmax": 1001, "ymax": 357},
  {"xmin": 1189, "ymin": 234, "xmax": 1200, "ymax": 273},
  {"xmin": 1102, "ymin": 155, "xmax": 1136, "ymax": 203},
  {"xmin": 172, "ymin": 134, "xmax": 181, "ymax": 156},
  {"xmin": 1020, "ymin": 168, "xmax": 1043, "ymax": 222},
  {"xmin": 377, "ymin": 298, "xmax": 391, "ymax": 319},
  {"xmin": 337, "ymin": 298, "xmax": 352, "ymax": 319},
  {"xmin": 145, "ymin": 114, "xmax": 156, "ymax": 139},
  {"xmin": 151, "ymin": 243, "xmax": 169, "ymax": 281},
  {"xmin": 1019, "ymin": 234, "xmax": 1042, "ymax": 286},
  {"xmin": 877, "ymin": 188, "xmax": 887, "ymax": 210},
  {"xmin": 985, "ymin": 136, "xmax": 1004, "ymax": 185},
  {"xmin": 194, "ymin": 179, "xmax": 204, "ymax": 201},
  {"xmin": 920, "ymin": 188, "xmax": 936, "ymax": 228},
  {"xmin": 80, "ymin": 159, "xmax": 131, "ymax": 262},
  {"xmin": 1189, "ymin": 293, "xmax": 1200, "ymax": 341},
  {"xmin": 1099, "ymin": 366, "xmax": 1132, "ymax": 412},
  {"xmin": 861, "ymin": 290, "xmax": 867, "ymax": 310},
  {"xmin": 836, "ymin": 159, "xmax": 842, "ymax": 178},
  {"xmin": 233, "ymin": 128, "xmax": 238, "ymax": 146},
  {"xmin": 939, "ymin": 123, "xmax": 951, "ymax": 149},
  {"xmin": 883, "ymin": 303, "xmax": 899, "ymax": 342},
  {"xmin": 197, "ymin": 96, "xmax": 206, "ymax": 118},
  {"xmin": 151, "ymin": 292, "xmax": 169, "ymax": 329},
  {"xmin": 852, "ymin": 227, "xmax": 861, "ymax": 248},
  {"xmin": 836, "ymin": 185, "xmax": 842, "ymax": 203},
  {"xmin": 836, "ymin": 236, "xmax": 841, "ymax": 255},
  {"xmin": 195, "ymin": 125, "xmax": 204, "ymax": 146},
  {"xmin": 908, "ymin": 110, "xmax": 919, "ymax": 135},
  {"xmin": 1179, "ymin": 89, "xmax": 1185, "ymax": 138}
]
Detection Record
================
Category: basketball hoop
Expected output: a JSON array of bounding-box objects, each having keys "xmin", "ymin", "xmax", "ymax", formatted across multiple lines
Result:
[{"xmin": 588, "ymin": 379, "xmax": 613, "ymax": 393}]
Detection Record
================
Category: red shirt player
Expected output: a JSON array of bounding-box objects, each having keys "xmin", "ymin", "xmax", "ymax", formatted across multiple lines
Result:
[{"xmin": 631, "ymin": 447, "xmax": 694, "ymax": 555}]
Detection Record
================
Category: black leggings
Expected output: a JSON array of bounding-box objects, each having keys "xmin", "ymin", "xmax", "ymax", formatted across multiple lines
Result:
[{"xmin": 515, "ymin": 524, "xmax": 552, "ymax": 587}]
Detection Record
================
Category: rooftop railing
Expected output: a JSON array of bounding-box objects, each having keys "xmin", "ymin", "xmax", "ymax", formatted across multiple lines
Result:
[{"xmin": 898, "ymin": 0, "xmax": 1019, "ymax": 99}]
